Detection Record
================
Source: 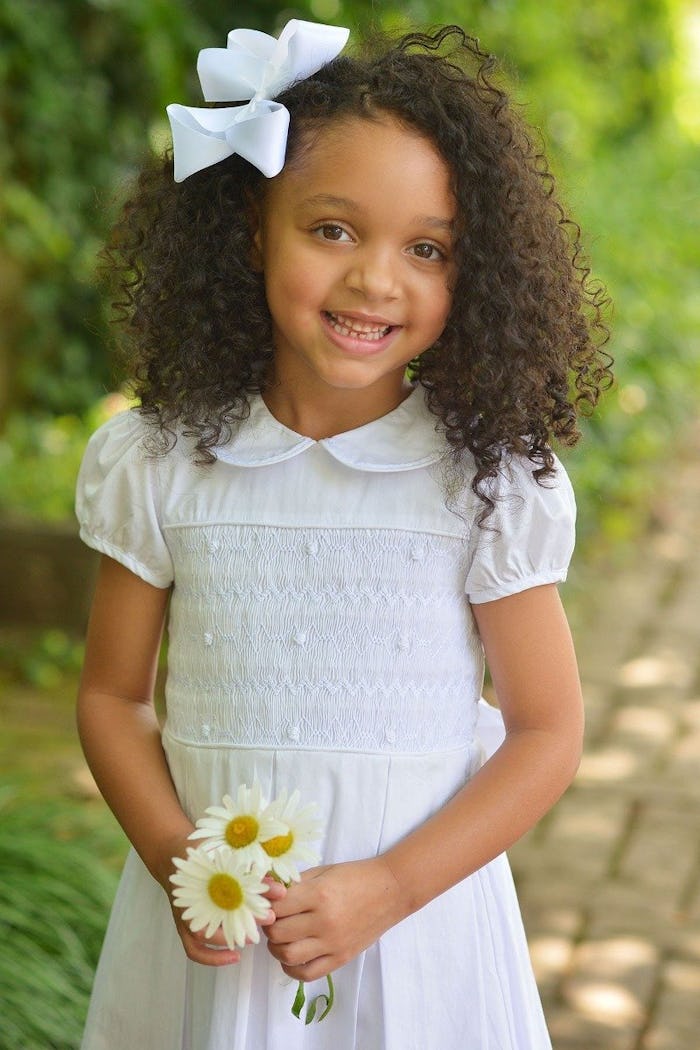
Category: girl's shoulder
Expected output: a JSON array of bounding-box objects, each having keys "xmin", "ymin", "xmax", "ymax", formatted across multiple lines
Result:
[
  {"xmin": 75, "ymin": 409, "xmax": 180, "ymax": 587},
  {"xmin": 81, "ymin": 406, "xmax": 155, "ymax": 462},
  {"xmin": 464, "ymin": 449, "xmax": 577, "ymax": 605},
  {"xmin": 486, "ymin": 448, "xmax": 576, "ymax": 510},
  {"xmin": 78, "ymin": 407, "xmax": 200, "ymax": 482}
]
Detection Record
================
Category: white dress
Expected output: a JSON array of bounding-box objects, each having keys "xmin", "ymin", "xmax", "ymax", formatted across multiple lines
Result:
[{"xmin": 76, "ymin": 387, "xmax": 575, "ymax": 1050}]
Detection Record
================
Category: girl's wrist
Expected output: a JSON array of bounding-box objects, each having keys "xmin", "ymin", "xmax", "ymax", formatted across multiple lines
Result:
[
  {"xmin": 373, "ymin": 853, "xmax": 417, "ymax": 927},
  {"xmin": 379, "ymin": 842, "xmax": 447, "ymax": 920},
  {"xmin": 145, "ymin": 822, "xmax": 196, "ymax": 891}
]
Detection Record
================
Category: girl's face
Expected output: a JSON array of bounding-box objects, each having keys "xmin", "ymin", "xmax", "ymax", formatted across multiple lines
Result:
[{"xmin": 253, "ymin": 115, "xmax": 456, "ymax": 423}]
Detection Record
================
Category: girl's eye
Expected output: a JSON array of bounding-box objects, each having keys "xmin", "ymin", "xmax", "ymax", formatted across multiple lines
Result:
[
  {"xmin": 410, "ymin": 242, "xmax": 445, "ymax": 261},
  {"xmin": 313, "ymin": 224, "xmax": 351, "ymax": 242}
]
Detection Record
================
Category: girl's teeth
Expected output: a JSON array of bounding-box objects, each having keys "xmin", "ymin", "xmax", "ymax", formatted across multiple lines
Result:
[{"xmin": 326, "ymin": 313, "xmax": 391, "ymax": 340}]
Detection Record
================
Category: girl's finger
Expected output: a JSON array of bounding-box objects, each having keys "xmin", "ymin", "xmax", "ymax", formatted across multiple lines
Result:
[
  {"xmin": 263, "ymin": 911, "xmax": 313, "ymax": 944},
  {"xmin": 280, "ymin": 954, "xmax": 334, "ymax": 983},
  {"xmin": 185, "ymin": 931, "xmax": 242, "ymax": 966},
  {"xmin": 270, "ymin": 887, "xmax": 316, "ymax": 920},
  {"xmin": 262, "ymin": 876, "xmax": 287, "ymax": 901},
  {"xmin": 266, "ymin": 936, "xmax": 322, "ymax": 969}
]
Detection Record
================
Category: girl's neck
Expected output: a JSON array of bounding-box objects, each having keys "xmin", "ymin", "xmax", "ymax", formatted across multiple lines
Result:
[{"xmin": 262, "ymin": 375, "xmax": 415, "ymax": 440}]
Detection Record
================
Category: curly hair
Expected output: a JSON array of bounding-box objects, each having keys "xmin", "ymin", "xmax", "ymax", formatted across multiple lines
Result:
[{"xmin": 104, "ymin": 25, "xmax": 612, "ymax": 514}]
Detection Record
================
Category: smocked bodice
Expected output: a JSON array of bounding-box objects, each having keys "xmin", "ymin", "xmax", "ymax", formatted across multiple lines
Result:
[{"xmin": 76, "ymin": 387, "xmax": 575, "ymax": 754}]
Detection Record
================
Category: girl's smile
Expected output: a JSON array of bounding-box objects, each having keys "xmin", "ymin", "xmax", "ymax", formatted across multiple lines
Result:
[
  {"xmin": 252, "ymin": 115, "xmax": 456, "ymax": 437},
  {"xmin": 321, "ymin": 310, "xmax": 401, "ymax": 354}
]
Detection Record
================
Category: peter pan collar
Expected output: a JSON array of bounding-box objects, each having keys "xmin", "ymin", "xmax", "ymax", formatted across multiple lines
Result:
[{"xmin": 215, "ymin": 386, "xmax": 447, "ymax": 472}]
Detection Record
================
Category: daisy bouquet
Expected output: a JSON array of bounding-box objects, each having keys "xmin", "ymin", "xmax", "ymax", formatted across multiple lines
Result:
[{"xmin": 170, "ymin": 782, "xmax": 332, "ymax": 1023}]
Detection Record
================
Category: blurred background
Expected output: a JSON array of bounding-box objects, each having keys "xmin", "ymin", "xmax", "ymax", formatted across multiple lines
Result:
[{"xmin": 0, "ymin": 1, "xmax": 698, "ymax": 1047}]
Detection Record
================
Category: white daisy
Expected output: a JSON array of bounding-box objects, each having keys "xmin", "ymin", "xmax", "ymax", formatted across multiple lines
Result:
[
  {"xmin": 188, "ymin": 781, "xmax": 287, "ymax": 869},
  {"xmin": 261, "ymin": 789, "xmax": 323, "ymax": 883},
  {"xmin": 170, "ymin": 846, "xmax": 271, "ymax": 949}
]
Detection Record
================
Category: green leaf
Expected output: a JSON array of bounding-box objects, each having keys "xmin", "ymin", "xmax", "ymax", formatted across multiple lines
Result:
[
  {"xmin": 318, "ymin": 973, "xmax": 335, "ymax": 1021},
  {"xmin": 291, "ymin": 980, "xmax": 306, "ymax": 1020},
  {"xmin": 305, "ymin": 994, "xmax": 322, "ymax": 1024},
  {"xmin": 304, "ymin": 973, "xmax": 334, "ymax": 1023}
]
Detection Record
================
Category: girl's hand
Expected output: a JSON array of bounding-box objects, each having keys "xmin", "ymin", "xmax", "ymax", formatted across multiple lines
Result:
[
  {"xmin": 168, "ymin": 892, "xmax": 246, "ymax": 967},
  {"xmin": 160, "ymin": 836, "xmax": 288, "ymax": 967},
  {"xmin": 263, "ymin": 858, "xmax": 404, "ymax": 981}
]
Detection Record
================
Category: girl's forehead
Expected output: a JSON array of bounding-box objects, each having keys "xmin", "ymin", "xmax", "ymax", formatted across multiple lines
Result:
[{"xmin": 268, "ymin": 116, "xmax": 455, "ymax": 217}]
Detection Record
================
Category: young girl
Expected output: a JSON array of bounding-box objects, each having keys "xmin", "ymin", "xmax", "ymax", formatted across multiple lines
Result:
[{"xmin": 76, "ymin": 19, "xmax": 610, "ymax": 1050}]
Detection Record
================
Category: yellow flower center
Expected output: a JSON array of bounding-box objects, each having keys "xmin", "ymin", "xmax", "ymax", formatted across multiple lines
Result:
[
  {"xmin": 225, "ymin": 814, "xmax": 259, "ymax": 848},
  {"xmin": 208, "ymin": 873, "xmax": 243, "ymax": 910},
  {"xmin": 262, "ymin": 832, "xmax": 294, "ymax": 858}
]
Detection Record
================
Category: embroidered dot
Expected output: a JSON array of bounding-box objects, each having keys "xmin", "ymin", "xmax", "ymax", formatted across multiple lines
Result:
[
  {"xmin": 201, "ymin": 723, "xmax": 211, "ymax": 739},
  {"xmin": 396, "ymin": 635, "xmax": 411, "ymax": 653},
  {"xmin": 410, "ymin": 545, "xmax": 426, "ymax": 562},
  {"xmin": 293, "ymin": 631, "xmax": 307, "ymax": 647},
  {"xmin": 385, "ymin": 727, "xmax": 397, "ymax": 744},
  {"xmin": 203, "ymin": 632, "xmax": 214, "ymax": 647},
  {"xmin": 304, "ymin": 539, "xmax": 319, "ymax": 557},
  {"xmin": 287, "ymin": 725, "xmax": 301, "ymax": 742},
  {"xmin": 207, "ymin": 541, "xmax": 219, "ymax": 555}
]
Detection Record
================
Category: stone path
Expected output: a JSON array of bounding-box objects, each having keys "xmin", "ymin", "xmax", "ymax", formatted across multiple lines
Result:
[{"xmin": 510, "ymin": 432, "xmax": 700, "ymax": 1049}]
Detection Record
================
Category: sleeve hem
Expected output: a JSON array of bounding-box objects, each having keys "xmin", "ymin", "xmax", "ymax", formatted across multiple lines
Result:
[
  {"xmin": 467, "ymin": 567, "xmax": 568, "ymax": 605},
  {"xmin": 78, "ymin": 527, "xmax": 173, "ymax": 590}
]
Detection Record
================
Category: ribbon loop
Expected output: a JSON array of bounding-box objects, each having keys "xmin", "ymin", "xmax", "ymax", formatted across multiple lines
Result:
[
  {"xmin": 167, "ymin": 101, "xmax": 290, "ymax": 182},
  {"xmin": 199, "ymin": 20, "xmax": 349, "ymax": 102}
]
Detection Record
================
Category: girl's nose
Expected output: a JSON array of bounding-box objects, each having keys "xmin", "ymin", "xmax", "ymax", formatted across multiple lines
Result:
[{"xmin": 344, "ymin": 246, "xmax": 400, "ymax": 302}]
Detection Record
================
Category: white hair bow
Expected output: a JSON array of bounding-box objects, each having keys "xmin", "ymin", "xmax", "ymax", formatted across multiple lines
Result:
[{"xmin": 166, "ymin": 19, "xmax": 349, "ymax": 182}]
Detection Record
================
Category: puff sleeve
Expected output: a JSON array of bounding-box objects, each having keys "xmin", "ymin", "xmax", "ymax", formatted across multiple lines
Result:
[
  {"xmin": 75, "ymin": 411, "xmax": 174, "ymax": 589},
  {"xmin": 464, "ymin": 454, "xmax": 576, "ymax": 604}
]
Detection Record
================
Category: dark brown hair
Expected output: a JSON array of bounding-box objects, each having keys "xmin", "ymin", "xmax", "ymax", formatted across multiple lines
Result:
[{"xmin": 105, "ymin": 26, "xmax": 612, "ymax": 512}]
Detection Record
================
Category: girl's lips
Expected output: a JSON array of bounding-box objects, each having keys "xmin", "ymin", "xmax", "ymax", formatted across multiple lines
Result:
[
  {"xmin": 321, "ymin": 311, "xmax": 401, "ymax": 354},
  {"xmin": 324, "ymin": 310, "xmax": 395, "ymax": 335}
]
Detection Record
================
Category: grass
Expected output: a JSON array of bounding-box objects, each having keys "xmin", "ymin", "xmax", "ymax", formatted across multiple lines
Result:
[
  {"xmin": 0, "ymin": 643, "xmax": 127, "ymax": 1049},
  {"xmin": 0, "ymin": 788, "xmax": 126, "ymax": 1050}
]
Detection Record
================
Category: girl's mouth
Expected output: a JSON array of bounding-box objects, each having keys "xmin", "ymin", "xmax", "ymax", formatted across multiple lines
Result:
[{"xmin": 323, "ymin": 311, "xmax": 394, "ymax": 341}]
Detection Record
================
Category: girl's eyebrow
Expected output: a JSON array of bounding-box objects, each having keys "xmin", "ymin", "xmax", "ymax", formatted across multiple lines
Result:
[
  {"xmin": 300, "ymin": 193, "xmax": 360, "ymax": 212},
  {"xmin": 415, "ymin": 215, "xmax": 455, "ymax": 234},
  {"xmin": 300, "ymin": 194, "xmax": 454, "ymax": 234}
]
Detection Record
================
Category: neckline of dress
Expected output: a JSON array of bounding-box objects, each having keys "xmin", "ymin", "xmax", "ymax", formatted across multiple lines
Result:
[{"xmin": 214, "ymin": 385, "xmax": 447, "ymax": 472}]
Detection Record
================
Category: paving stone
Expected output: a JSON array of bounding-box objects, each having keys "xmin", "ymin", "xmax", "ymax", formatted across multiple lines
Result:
[
  {"xmin": 547, "ymin": 1004, "xmax": 641, "ymax": 1050},
  {"xmin": 585, "ymin": 888, "xmax": 687, "ymax": 957},
  {"xmin": 615, "ymin": 811, "xmax": 698, "ymax": 901},
  {"xmin": 527, "ymin": 912, "xmax": 580, "ymax": 1000},
  {"xmin": 538, "ymin": 793, "xmax": 629, "ymax": 876},
  {"xmin": 640, "ymin": 959, "xmax": 700, "ymax": 1050},
  {"xmin": 558, "ymin": 936, "xmax": 658, "ymax": 1048}
]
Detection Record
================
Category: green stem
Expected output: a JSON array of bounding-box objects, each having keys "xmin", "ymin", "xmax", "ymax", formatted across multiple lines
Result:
[
  {"xmin": 291, "ymin": 980, "xmax": 305, "ymax": 1019},
  {"xmin": 291, "ymin": 973, "xmax": 335, "ymax": 1023},
  {"xmin": 317, "ymin": 973, "xmax": 334, "ymax": 1021}
]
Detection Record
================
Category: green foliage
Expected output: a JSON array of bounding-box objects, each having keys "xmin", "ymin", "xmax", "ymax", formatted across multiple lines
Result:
[
  {"xmin": 0, "ymin": 0, "xmax": 287, "ymax": 419},
  {"xmin": 568, "ymin": 125, "xmax": 700, "ymax": 544},
  {"xmin": 0, "ymin": 393, "xmax": 130, "ymax": 522},
  {"xmin": 0, "ymin": 791, "xmax": 120, "ymax": 1050},
  {"xmin": 0, "ymin": 413, "xmax": 95, "ymax": 523},
  {"xmin": 0, "ymin": 628, "xmax": 85, "ymax": 690}
]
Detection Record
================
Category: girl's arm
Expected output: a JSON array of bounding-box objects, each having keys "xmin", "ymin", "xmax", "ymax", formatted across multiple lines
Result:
[
  {"xmin": 265, "ymin": 582, "xmax": 583, "ymax": 978},
  {"xmin": 78, "ymin": 555, "xmax": 278, "ymax": 965}
]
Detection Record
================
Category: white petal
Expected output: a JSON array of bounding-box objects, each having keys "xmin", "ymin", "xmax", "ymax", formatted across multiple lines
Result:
[
  {"xmin": 242, "ymin": 908, "xmax": 261, "ymax": 944},
  {"xmin": 184, "ymin": 911, "xmax": 208, "ymax": 931},
  {"xmin": 221, "ymin": 913, "xmax": 239, "ymax": 949},
  {"xmin": 204, "ymin": 916, "xmax": 221, "ymax": 939}
]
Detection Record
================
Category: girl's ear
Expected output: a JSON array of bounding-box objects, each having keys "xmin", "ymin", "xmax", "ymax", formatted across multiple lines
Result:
[{"xmin": 245, "ymin": 191, "xmax": 264, "ymax": 273}]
